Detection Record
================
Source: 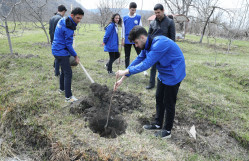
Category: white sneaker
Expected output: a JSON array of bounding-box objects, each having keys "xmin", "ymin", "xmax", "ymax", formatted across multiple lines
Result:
[
  {"xmin": 143, "ymin": 71, "xmax": 148, "ymax": 76},
  {"xmin": 58, "ymin": 89, "xmax": 64, "ymax": 94},
  {"xmin": 65, "ymin": 96, "xmax": 78, "ymax": 102}
]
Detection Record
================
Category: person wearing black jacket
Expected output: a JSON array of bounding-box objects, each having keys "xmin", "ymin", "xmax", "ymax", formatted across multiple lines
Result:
[
  {"xmin": 49, "ymin": 5, "xmax": 67, "ymax": 76},
  {"xmin": 146, "ymin": 4, "xmax": 176, "ymax": 89}
]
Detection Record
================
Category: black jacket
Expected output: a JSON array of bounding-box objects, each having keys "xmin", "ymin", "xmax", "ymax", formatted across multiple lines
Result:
[
  {"xmin": 49, "ymin": 13, "xmax": 63, "ymax": 44},
  {"xmin": 148, "ymin": 15, "xmax": 175, "ymax": 41}
]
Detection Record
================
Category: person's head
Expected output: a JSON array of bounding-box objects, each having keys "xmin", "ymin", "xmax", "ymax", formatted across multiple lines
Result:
[
  {"xmin": 128, "ymin": 26, "xmax": 148, "ymax": 50},
  {"xmin": 154, "ymin": 4, "xmax": 165, "ymax": 21},
  {"xmin": 58, "ymin": 5, "xmax": 67, "ymax": 16},
  {"xmin": 129, "ymin": 2, "xmax": 137, "ymax": 16},
  {"xmin": 71, "ymin": 7, "xmax": 84, "ymax": 24},
  {"xmin": 111, "ymin": 13, "xmax": 122, "ymax": 26}
]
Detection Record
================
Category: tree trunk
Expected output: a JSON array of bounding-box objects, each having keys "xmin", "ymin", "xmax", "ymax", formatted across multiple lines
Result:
[
  {"xmin": 40, "ymin": 22, "xmax": 50, "ymax": 44},
  {"xmin": 199, "ymin": 7, "xmax": 216, "ymax": 43},
  {"xmin": 5, "ymin": 20, "xmax": 13, "ymax": 55},
  {"xmin": 227, "ymin": 39, "xmax": 232, "ymax": 53}
]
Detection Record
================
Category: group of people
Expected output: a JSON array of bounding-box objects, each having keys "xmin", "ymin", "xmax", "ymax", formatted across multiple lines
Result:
[{"xmin": 49, "ymin": 2, "xmax": 186, "ymax": 138}]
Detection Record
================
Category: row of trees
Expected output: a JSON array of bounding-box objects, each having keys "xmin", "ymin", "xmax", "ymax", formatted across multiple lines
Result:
[
  {"xmin": 0, "ymin": 0, "xmax": 84, "ymax": 54},
  {"xmin": 0, "ymin": 0, "xmax": 53, "ymax": 54},
  {"xmin": 163, "ymin": 0, "xmax": 249, "ymax": 47},
  {"xmin": 1, "ymin": 0, "xmax": 249, "ymax": 55}
]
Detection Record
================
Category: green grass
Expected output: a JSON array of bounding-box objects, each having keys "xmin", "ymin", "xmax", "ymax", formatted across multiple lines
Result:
[{"xmin": 0, "ymin": 23, "xmax": 248, "ymax": 160}]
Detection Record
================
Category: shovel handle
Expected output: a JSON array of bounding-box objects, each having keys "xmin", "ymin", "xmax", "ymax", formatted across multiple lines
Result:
[{"xmin": 79, "ymin": 62, "xmax": 95, "ymax": 84}]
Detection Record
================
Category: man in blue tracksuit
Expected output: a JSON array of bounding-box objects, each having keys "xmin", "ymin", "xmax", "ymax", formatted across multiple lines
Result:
[
  {"xmin": 114, "ymin": 26, "xmax": 186, "ymax": 138},
  {"xmin": 52, "ymin": 7, "xmax": 84, "ymax": 102},
  {"xmin": 121, "ymin": 2, "xmax": 142, "ymax": 68}
]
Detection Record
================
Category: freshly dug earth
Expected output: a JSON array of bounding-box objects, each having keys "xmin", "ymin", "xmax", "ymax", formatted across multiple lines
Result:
[{"xmin": 70, "ymin": 83, "xmax": 141, "ymax": 138}]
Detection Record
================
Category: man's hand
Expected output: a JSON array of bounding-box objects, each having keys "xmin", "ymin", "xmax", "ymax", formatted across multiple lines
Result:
[
  {"xmin": 102, "ymin": 42, "xmax": 105, "ymax": 46},
  {"xmin": 114, "ymin": 76, "xmax": 126, "ymax": 91},
  {"xmin": 115, "ymin": 69, "xmax": 129, "ymax": 79},
  {"xmin": 75, "ymin": 55, "xmax": 80, "ymax": 64},
  {"xmin": 114, "ymin": 69, "xmax": 129, "ymax": 91}
]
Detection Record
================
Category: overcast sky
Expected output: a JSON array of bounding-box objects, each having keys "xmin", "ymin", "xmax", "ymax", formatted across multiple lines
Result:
[{"xmin": 77, "ymin": 0, "xmax": 242, "ymax": 11}]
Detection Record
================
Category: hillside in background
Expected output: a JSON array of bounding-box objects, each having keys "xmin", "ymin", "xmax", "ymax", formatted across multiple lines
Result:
[
  {"xmin": 0, "ymin": 0, "xmax": 86, "ymax": 21},
  {"xmin": 47, "ymin": 0, "xmax": 86, "ymax": 15}
]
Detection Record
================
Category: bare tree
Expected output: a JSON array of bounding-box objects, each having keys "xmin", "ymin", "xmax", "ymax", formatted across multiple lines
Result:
[
  {"xmin": 0, "ymin": 0, "xmax": 22, "ymax": 54},
  {"xmin": 198, "ymin": 6, "xmax": 216, "ymax": 43},
  {"xmin": 224, "ymin": 0, "xmax": 249, "ymax": 52},
  {"xmin": 164, "ymin": 0, "xmax": 194, "ymax": 16},
  {"xmin": 95, "ymin": 0, "xmax": 129, "ymax": 30},
  {"xmin": 21, "ymin": 0, "xmax": 50, "ymax": 43},
  {"xmin": 190, "ymin": 0, "xmax": 231, "ymax": 43},
  {"xmin": 163, "ymin": 0, "xmax": 195, "ymax": 36},
  {"xmin": 96, "ymin": 0, "xmax": 112, "ymax": 29}
]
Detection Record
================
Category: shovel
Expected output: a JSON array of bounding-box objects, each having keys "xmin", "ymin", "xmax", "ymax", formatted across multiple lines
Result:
[{"xmin": 79, "ymin": 62, "xmax": 95, "ymax": 84}]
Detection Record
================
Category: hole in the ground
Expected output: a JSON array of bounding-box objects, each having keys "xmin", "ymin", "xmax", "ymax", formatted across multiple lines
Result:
[
  {"xmin": 89, "ymin": 115, "xmax": 127, "ymax": 138},
  {"xmin": 69, "ymin": 83, "xmax": 141, "ymax": 138}
]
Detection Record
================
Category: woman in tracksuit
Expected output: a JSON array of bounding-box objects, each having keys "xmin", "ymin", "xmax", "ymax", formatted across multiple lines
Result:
[{"xmin": 103, "ymin": 13, "xmax": 122, "ymax": 74}]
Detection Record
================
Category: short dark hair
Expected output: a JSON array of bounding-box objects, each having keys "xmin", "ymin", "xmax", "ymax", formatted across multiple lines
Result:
[
  {"xmin": 128, "ymin": 26, "xmax": 148, "ymax": 43},
  {"xmin": 154, "ymin": 4, "xmax": 164, "ymax": 11},
  {"xmin": 58, "ymin": 5, "xmax": 67, "ymax": 12},
  {"xmin": 71, "ymin": 7, "xmax": 84, "ymax": 15},
  {"xmin": 129, "ymin": 2, "xmax": 137, "ymax": 9}
]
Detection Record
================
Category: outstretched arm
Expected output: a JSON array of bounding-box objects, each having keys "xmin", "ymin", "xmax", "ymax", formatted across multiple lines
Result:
[{"xmin": 114, "ymin": 69, "xmax": 129, "ymax": 91}]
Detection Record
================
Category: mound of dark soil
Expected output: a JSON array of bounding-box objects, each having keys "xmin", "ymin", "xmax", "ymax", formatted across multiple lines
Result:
[
  {"xmin": 69, "ymin": 83, "xmax": 141, "ymax": 138},
  {"xmin": 70, "ymin": 83, "xmax": 141, "ymax": 118}
]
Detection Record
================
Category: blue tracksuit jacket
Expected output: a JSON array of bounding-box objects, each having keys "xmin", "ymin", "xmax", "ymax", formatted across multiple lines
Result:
[
  {"xmin": 103, "ymin": 22, "xmax": 119, "ymax": 52},
  {"xmin": 123, "ymin": 14, "xmax": 141, "ymax": 44},
  {"xmin": 52, "ymin": 17, "xmax": 77, "ymax": 57},
  {"xmin": 127, "ymin": 35, "xmax": 186, "ymax": 86}
]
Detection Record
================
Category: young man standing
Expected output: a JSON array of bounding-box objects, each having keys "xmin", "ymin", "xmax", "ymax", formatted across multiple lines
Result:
[
  {"xmin": 114, "ymin": 26, "xmax": 186, "ymax": 138},
  {"xmin": 52, "ymin": 7, "xmax": 84, "ymax": 102},
  {"xmin": 49, "ymin": 5, "xmax": 67, "ymax": 76},
  {"xmin": 121, "ymin": 2, "xmax": 142, "ymax": 68},
  {"xmin": 146, "ymin": 4, "xmax": 176, "ymax": 89}
]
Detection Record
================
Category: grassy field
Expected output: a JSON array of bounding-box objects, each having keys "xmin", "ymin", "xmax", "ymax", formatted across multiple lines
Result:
[{"xmin": 0, "ymin": 24, "xmax": 248, "ymax": 160}]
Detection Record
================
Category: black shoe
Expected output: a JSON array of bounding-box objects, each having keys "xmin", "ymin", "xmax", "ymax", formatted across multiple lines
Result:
[
  {"xmin": 143, "ymin": 124, "xmax": 161, "ymax": 130},
  {"xmin": 154, "ymin": 130, "xmax": 171, "ymax": 139},
  {"xmin": 146, "ymin": 85, "xmax": 155, "ymax": 89}
]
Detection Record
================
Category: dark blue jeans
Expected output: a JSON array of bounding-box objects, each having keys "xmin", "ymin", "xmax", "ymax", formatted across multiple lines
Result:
[
  {"xmin": 55, "ymin": 56, "xmax": 72, "ymax": 98},
  {"xmin": 155, "ymin": 78, "xmax": 181, "ymax": 131},
  {"xmin": 149, "ymin": 64, "xmax": 157, "ymax": 87},
  {"xmin": 54, "ymin": 58, "xmax": 60, "ymax": 76}
]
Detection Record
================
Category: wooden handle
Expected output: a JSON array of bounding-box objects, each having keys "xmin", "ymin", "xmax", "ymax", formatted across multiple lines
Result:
[{"xmin": 79, "ymin": 62, "xmax": 95, "ymax": 84}]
